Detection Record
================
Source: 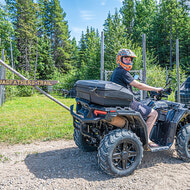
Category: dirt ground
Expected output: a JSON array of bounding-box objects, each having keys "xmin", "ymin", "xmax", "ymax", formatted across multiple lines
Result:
[{"xmin": 0, "ymin": 139, "xmax": 190, "ymax": 190}]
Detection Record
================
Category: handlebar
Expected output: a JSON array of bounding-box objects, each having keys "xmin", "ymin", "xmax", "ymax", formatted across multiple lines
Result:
[{"xmin": 149, "ymin": 88, "xmax": 172, "ymax": 100}]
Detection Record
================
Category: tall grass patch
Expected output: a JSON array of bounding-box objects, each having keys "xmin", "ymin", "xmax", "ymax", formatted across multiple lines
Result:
[{"xmin": 0, "ymin": 95, "xmax": 75, "ymax": 144}]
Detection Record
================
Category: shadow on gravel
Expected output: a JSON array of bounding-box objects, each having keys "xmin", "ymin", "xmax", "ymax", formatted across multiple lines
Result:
[
  {"xmin": 24, "ymin": 147, "xmax": 183, "ymax": 181},
  {"xmin": 25, "ymin": 147, "xmax": 112, "ymax": 181}
]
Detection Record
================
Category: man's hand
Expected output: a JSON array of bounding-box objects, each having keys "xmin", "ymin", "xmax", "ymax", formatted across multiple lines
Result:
[{"xmin": 154, "ymin": 87, "xmax": 164, "ymax": 93}]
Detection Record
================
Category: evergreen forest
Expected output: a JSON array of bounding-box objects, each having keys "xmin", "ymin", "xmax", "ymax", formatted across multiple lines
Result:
[{"xmin": 0, "ymin": 0, "xmax": 189, "ymax": 98}]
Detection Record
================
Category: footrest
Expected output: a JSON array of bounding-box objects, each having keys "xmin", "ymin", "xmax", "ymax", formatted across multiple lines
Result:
[{"xmin": 149, "ymin": 146, "xmax": 170, "ymax": 152}]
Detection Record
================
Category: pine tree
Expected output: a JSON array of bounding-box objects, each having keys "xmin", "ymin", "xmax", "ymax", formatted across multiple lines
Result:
[
  {"xmin": 132, "ymin": 0, "xmax": 157, "ymax": 46},
  {"xmin": 78, "ymin": 27, "xmax": 101, "ymax": 80},
  {"xmin": 50, "ymin": 0, "xmax": 72, "ymax": 73},
  {"xmin": 37, "ymin": 0, "xmax": 53, "ymax": 38},
  {"xmin": 85, "ymin": 28, "xmax": 101, "ymax": 80},
  {"xmin": 103, "ymin": 8, "xmax": 158, "ymax": 74},
  {"xmin": 78, "ymin": 32, "xmax": 86, "ymax": 72},
  {"xmin": 149, "ymin": 0, "xmax": 188, "ymax": 69},
  {"xmin": 103, "ymin": 9, "xmax": 130, "ymax": 71},
  {"xmin": 120, "ymin": 0, "xmax": 135, "ymax": 39},
  {"xmin": 37, "ymin": 36, "xmax": 56, "ymax": 80},
  {"xmin": 5, "ymin": 0, "xmax": 38, "ymax": 73},
  {"xmin": 160, "ymin": 0, "xmax": 179, "ymax": 68},
  {"xmin": 177, "ymin": 0, "xmax": 190, "ymax": 73},
  {"xmin": 0, "ymin": 5, "xmax": 14, "ymax": 52},
  {"xmin": 70, "ymin": 37, "xmax": 79, "ymax": 68},
  {"xmin": 36, "ymin": 0, "xmax": 72, "ymax": 73}
]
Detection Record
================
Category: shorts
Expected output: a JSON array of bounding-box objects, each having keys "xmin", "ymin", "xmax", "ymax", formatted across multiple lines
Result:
[{"xmin": 130, "ymin": 100, "xmax": 152, "ymax": 119}]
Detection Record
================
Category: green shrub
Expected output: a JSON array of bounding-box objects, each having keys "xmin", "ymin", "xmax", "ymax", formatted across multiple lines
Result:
[
  {"xmin": 146, "ymin": 64, "xmax": 187, "ymax": 102},
  {"xmin": 51, "ymin": 68, "xmax": 77, "ymax": 95},
  {"xmin": 5, "ymin": 70, "xmax": 19, "ymax": 100},
  {"xmin": 5, "ymin": 70, "xmax": 33, "ymax": 98},
  {"xmin": 147, "ymin": 64, "xmax": 166, "ymax": 88}
]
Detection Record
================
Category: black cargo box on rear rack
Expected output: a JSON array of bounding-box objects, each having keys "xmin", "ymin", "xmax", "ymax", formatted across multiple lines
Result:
[{"xmin": 74, "ymin": 80, "xmax": 133, "ymax": 107}]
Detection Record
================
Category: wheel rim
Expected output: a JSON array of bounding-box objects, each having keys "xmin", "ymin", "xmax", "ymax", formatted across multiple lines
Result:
[
  {"xmin": 84, "ymin": 136, "xmax": 94, "ymax": 146},
  {"xmin": 112, "ymin": 140, "xmax": 138, "ymax": 170}
]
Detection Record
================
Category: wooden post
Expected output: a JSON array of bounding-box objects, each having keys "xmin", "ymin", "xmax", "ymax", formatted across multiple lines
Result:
[
  {"xmin": 10, "ymin": 39, "xmax": 15, "ymax": 80},
  {"xmin": 176, "ymin": 39, "xmax": 180, "ymax": 103},
  {"xmin": 33, "ymin": 51, "xmax": 38, "ymax": 94},
  {"xmin": 100, "ymin": 31, "xmax": 104, "ymax": 80},
  {"xmin": 105, "ymin": 70, "xmax": 107, "ymax": 81},
  {"xmin": 34, "ymin": 52, "xmax": 38, "ymax": 80},
  {"xmin": 0, "ymin": 49, "xmax": 5, "ymax": 107},
  {"xmin": 10, "ymin": 40, "xmax": 14, "ymax": 69},
  {"xmin": 166, "ymin": 66, "xmax": 168, "ymax": 84},
  {"xmin": 140, "ymin": 69, "xmax": 143, "ymax": 100},
  {"xmin": 142, "ymin": 34, "xmax": 147, "ymax": 99},
  {"xmin": 170, "ymin": 21, "xmax": 172, "ymax": 69}
]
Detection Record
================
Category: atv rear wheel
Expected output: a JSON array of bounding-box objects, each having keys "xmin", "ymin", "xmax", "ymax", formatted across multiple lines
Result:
[
  {"xmin": 97, "ymin": 129, "xmax": 143, "ymax": 177},
  {"xmin": 73, "ymin": 129, "xmax": 97, "ymax": 152},
  {"xmin": 175, "ymin": 124, "xmax": 190, "ymax": 162}
]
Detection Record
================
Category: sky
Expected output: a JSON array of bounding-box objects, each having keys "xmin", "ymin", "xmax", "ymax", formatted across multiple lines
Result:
[
  {"xmin": 60, "ymin": 0, "xmax": 123, "ymax": 42},
  {"xmin": 0, "ymin": 0, "xmax": 123, "ymax": 43}
]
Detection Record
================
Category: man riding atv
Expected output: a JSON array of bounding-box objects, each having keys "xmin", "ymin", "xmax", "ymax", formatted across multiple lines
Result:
[
  {"xmin": 71, "ymin": 48, "xmax": 190, "ymax": 177},
  {"xmin": 110, "ymin": 49, "xmax": 163, "ymax": 148}
]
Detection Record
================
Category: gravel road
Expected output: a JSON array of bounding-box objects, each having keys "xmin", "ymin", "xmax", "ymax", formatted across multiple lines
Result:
[{"xmin": 0, "ymin": 139, "xmax": 190, "ymax": 190}]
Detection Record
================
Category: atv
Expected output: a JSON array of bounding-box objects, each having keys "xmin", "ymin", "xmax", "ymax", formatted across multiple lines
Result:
[{"xmin": 70, "ymin": 80, "xmax": 190, "ymax": 177}]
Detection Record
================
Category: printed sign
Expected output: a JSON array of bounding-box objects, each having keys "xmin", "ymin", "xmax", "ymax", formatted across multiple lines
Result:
[{"xmin": 0, "ymin": 79, "xmax": 58, "ymax": 86}]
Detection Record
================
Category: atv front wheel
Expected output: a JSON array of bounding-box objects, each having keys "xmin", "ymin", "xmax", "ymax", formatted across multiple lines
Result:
[
  {"xmin": 98, "ymin": 129, "xmax": 143, "ymax": 177},
  {"xmin": 73, "ymin": 129, "xmax": 97, "ymax": 152},
  {"xmin": 176, "ymin": 124, "xmax": 190, "ymax": 162}
]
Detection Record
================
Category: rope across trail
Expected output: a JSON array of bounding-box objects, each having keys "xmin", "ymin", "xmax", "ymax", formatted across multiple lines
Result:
[{"xmin": 0, "ymin": 59, "xmax": 70, "ymax": 112}]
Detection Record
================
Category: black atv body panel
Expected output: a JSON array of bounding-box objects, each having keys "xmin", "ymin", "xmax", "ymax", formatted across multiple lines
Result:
[
  {"xmin": 145, "ymin": 99, "xmax": 190, "ymax": 146},
  {"xmin": 71, "ymin": 98, "xmax": 148, "ymax": 146},
  {"xmin": 75, "ymin": 80, "xmax": 133, "ymax": 107}
]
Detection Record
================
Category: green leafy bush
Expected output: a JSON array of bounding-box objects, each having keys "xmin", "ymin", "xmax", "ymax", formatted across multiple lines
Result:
[
  {"xmin": 146, "ymin": 64, "xmax": 187, "ymax": 102},
  {"xmin": 5, "ymin": 69, "xmax": 34, "ymax": 98}
]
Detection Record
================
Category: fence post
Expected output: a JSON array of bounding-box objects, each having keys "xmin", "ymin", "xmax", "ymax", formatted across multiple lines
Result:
[
  {"xmin": 105, "ymin": 70, "xmax": 107, "ymax": 81},
  {"xmin": 176, "ymin": 39, "xmax": 180, "ymax": 103},
  {"xmin": 142, "ymin": 34, "xmax": 147, "ymax": 99},
  {"xmin": 100, "ymin": 31, "xmax": 104, "ymax": 80},
  {"xmin": 166, "ymin": 66, "xmax": 168, "ymax": 84},
  {"xmin": 140, "ymin": 69, "xmax": 143, "ymax": 100},
  {"xmin": 0, "ymin": 49, "xmax": 6, "ymax": 107},
  {"xmin": 10, "ymin": 40, "xmax": 14, "ymax": 69}
]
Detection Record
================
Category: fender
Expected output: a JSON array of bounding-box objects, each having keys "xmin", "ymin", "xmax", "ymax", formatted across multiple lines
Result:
[
  {"xmin": 105, "ymin": 111, "xmax": 149, "ymax": 146},
  {"xmin": 166, "ymin": 108, "xmax": 189, "ymax": 145}
]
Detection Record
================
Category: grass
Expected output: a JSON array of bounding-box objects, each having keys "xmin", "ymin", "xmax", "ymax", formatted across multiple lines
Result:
[
  {"xmin": 0, "ymin": 154, "xmax": 9, "ymax": 162},
  {"xmin": 0, "ymin": 94, "xmax": 76, "ymax": 144}
]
